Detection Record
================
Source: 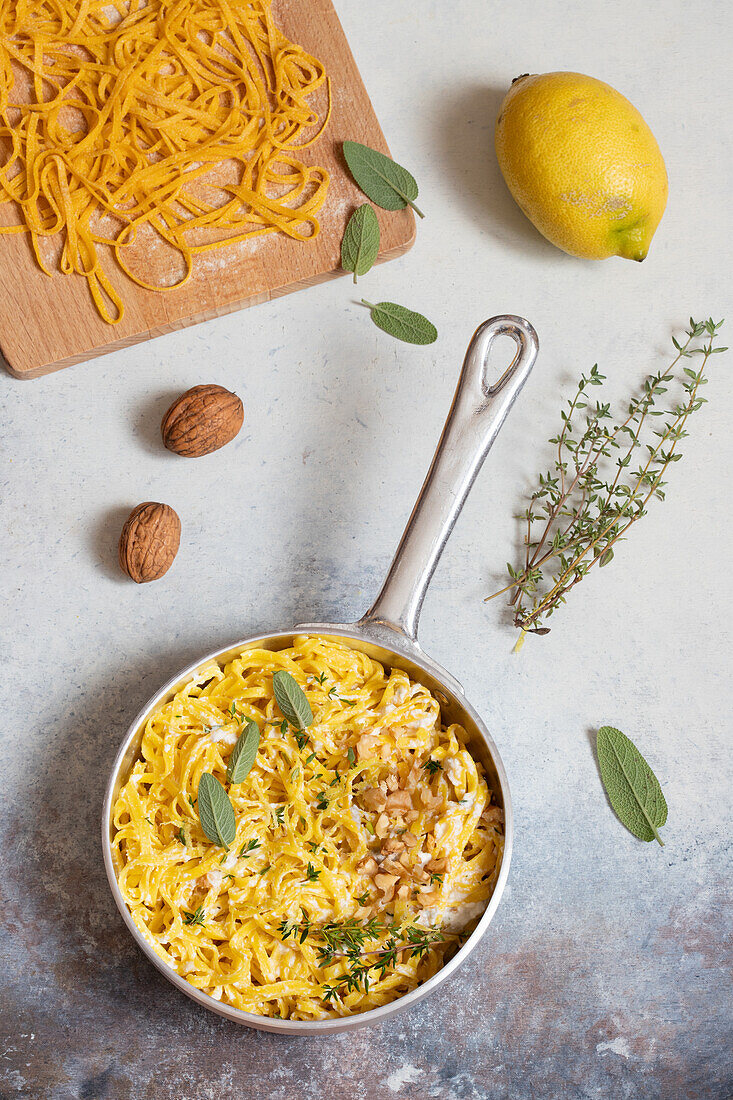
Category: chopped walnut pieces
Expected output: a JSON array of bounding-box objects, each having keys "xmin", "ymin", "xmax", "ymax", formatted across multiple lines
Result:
[
  {"xmin": 413, "ymin": 865, "xmax": 429, "ymax": 884},
  {"xmin": 374, "ymin": 872, "xmax": 398, "ymax": 899},
  {"xmin": 385, "ymin": 773, "xmax": 399, "ymax": 791},
  {"xmin": 356, "ymin": 733, "xmax": 380, "ymax": 761},
  {"xmin": 405, "ymin": 765, "xmax": 420, "ymax": 792},
  {"xmin": 417, "ymin": 889, "xmax": 441, "ymax": 907},
  {"xmin": 189, "ymin": 879, "xmax": 208, "ymax": 904},
  {"xmin": 402, "ymin": 831, "xmax": 418, "ymax": 848},
  {"xmin": 382, "ymin": 837, "xmax": 405, "ymax": 856},
  {"xmin": 362, "ymin": 787, "xmax": 387, "ymax": 813},
  {"xmin": 385, "ymin": 790, "xmax": 412, "ymax": 813},
  {"xmin": 396, "ymin": 884, "xmax": 410, "ymax": 900},
  {"xmin": 358, "ymin": 855, "xmax": 378, "ymax": 875},
  {"xmin": 405, "ymin": 810, "xmax": 419, "ymax": 823},
  {"xmin": 426, "ymin": 857, "xmax": 447, "ymax": 874},
  {"xmin": 482, "ymin": 805, "xmax": 504, "ymax": 825},
  {"xmin": 398, "ymin": 849, "xmax": 412, "ymax": 869},
  {"xmin": 419, "ymin": 788, "xmax": 441, "ymax": 811},
  {"xmin": 375, "ymin": 813, "xmax": 389, "ymax": 838},
  {"xmin": 381, "ymin": 857, "xmax": 404, "ymax": 877}
]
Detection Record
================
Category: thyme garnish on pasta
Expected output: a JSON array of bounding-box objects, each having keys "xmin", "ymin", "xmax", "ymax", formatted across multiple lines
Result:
[{"xmin": 279, "ymin": 917, "xmax": 445, "ymax": 1001}]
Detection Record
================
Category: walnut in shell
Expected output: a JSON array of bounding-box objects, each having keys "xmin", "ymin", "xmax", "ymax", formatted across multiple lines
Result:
[
  {"xmin": 118, "ymin": 502, "xmax": 181, "ymax": 583},
  {"xmin": 161, "ymin": 384, "xmax": 244, "ymax": 457}
]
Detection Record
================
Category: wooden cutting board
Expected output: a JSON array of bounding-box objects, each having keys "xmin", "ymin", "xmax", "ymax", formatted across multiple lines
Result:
[{"xmin": 0, "ymin": 0, "xmax": 414, "ymax": 379}]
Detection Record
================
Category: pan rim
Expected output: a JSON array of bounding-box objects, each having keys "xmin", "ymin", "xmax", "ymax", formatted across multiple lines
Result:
[{"xmin": 101, "ymin": 624, "xmax": 514, "ymax": 1034}]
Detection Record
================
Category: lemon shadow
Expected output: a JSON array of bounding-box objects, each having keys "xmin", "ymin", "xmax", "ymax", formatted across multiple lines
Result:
[{"xmin": 433, "ymin": 83, "xmax": 558, "ymax": 261}]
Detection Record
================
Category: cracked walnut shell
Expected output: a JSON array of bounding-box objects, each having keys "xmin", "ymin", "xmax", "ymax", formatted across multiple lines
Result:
[
  {"xmin": 161, "ymin": 384, "xmax": 244, "ymax": 457},
  {"xmin": 118, "ymin": 502, "xmax": 181, "ymax": 583}
]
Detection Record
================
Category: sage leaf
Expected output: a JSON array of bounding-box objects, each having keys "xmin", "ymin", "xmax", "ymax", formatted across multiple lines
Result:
[
  {"xmin": 361, "ymin": 300, "xmax": 437, "ymax": 345},
  {"xmin": 273, "ymin": 670, "xmax": 313, "ymax": 730},
  {"xmin": 197, "ymin": 772, "xmax": 236, "ymax": 848},
  {"xmin": 226, "ymin": 719, "xmax": 260, "ymax": 784},
  {"xmin": 596, "ymin": 726, "xmax": 667, "ymax": 846},
  {"xmin": 341, "ymin": 203, "xmax": 380, "ymax": 283},
  {"xmin": 342, "ymin": 140, "xmax": 424, "ymax": 218}
]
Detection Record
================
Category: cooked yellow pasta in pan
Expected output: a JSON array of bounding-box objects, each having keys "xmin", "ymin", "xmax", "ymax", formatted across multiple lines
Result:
[{"xmin": 111, "ymin": 634, "xmax": 504, "ymax": 1019}]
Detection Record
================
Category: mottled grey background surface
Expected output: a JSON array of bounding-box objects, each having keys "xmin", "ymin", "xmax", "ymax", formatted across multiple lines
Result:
[{"xmin": 1, "ymin": 0, "xmax": 731, "ymax": 1097}]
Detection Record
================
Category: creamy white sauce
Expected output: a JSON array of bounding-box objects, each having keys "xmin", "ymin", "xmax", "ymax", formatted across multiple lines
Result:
[
  {"xmin": 417, "ymin": 900, "xmax": 485, "ymax": 932},
  {"xmin": 444, "ymin": 758, "xmax": 462, "ymax": 787},
  {"xmin": 208, "ymin": 725, "xmax": 238, "ymax": 745},
  {"xmin": 434, "ymin": 816, "xmax": 455, "ymax": 842},
  {"xmin": 445, "ymin": 901, "xmax": 486, "ymax": 931}
]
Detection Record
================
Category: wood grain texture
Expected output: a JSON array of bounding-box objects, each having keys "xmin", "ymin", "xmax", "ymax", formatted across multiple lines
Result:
[{"xmin": 0, "ymin": 0, "xmax": 415, "ymax": 379}]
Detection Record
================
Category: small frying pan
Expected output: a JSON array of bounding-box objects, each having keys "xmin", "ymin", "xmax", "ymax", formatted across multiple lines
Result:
[{"xmin": 102, "ymin": 315, "xmax": 539, "ymax": 1034}]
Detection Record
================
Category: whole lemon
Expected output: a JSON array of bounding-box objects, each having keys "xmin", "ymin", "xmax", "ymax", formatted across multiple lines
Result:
[{"xmin": 495, "ymin": 72, "xmax": 667, "ymax": 261}]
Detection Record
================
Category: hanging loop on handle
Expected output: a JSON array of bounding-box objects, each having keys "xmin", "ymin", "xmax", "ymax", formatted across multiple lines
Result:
[{"xmin": 359, "ymin": 315, "xmax": 539, "ymax": 644}]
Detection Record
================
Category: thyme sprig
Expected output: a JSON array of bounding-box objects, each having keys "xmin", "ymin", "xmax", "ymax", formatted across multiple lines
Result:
[
  {"xmin": 487, "ymin": 318, "xmax": 726, "ymax": 641},
  {"xmin": 278, "ymin": 917, "xmax": 444, "ymax": 1001},
  {"xmin": 327, "ymin": 684, "xmax": 357, "ymax": 706},
  {"xmin": 239, "ymin": 838, "xmax": 260, "ymax": 857}
]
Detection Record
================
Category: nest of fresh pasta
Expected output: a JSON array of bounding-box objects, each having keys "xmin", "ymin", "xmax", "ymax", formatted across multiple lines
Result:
[{"xmin": 0, "ymin": 0, "xmax": 330, "ymax": 321}]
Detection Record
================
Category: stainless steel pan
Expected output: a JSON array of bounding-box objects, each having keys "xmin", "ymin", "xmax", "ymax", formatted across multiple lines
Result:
[{"xmin": 102, "ymin": 314, "xmax": 539, "ymax": 1034}]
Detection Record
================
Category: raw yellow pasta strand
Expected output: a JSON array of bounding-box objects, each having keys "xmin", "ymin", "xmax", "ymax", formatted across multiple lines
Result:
[{"xmin": 0, "ymin": 0, "xmax": 330, "ymax": 323}]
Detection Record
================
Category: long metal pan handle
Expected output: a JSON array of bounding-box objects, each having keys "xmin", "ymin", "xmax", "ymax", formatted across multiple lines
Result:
[{"xmin": 359, "ymin": 315, "xmax": 538, "ymax": 642}]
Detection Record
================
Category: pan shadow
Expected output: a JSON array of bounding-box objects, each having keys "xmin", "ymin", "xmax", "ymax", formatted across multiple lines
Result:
[{"xmin": 271, "ymin": 323, "xmax": 394, "ymax": 629}]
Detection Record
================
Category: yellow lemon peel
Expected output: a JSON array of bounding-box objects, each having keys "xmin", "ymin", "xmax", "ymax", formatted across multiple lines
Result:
[{"xmin": 495, "ymin": 71, "xmax": 667, "ymax": 261}]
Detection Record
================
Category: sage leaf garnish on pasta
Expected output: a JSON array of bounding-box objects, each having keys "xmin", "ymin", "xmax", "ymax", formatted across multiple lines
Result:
[
  {"xmin": 272, "ymin": 670, "xmax": 313, "ymax": 730},
  {"xmin": 197, "ymin": 773, "xmax": 236, "ymax": 848},
  {"xmin": 226, "ymin": 720, "xmax": 261, "ymax": 785}
]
